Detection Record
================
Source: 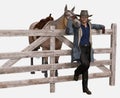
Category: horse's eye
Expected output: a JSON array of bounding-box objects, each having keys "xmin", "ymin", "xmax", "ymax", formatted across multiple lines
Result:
[{"xmin": 66, "ymin": 14, "xmax": 69, "ymax": 16}]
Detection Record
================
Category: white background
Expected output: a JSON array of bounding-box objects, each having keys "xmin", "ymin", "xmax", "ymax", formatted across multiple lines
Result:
[{"xmin": 0, "ymin": 0, "xmax": 120, "ymax": 97}]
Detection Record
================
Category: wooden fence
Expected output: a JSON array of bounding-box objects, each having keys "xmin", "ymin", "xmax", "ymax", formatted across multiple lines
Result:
[{"xmin": 0, "ymin": 23, "xmax": 117, "ymax": 93}]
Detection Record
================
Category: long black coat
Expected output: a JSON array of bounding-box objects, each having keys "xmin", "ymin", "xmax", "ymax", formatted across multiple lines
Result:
[{"xmin": 71, "ymin": 23, "xmax": 105, "ymax": 62}]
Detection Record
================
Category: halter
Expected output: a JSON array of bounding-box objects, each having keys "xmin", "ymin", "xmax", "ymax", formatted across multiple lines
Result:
[{"xmin": 63, "ymin": 10, "xmax": 75, "ymax": 28}]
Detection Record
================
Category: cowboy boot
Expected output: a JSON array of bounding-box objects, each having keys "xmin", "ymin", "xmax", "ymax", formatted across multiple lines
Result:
[
  {"xmin": 82, "ymin": 71, "xmax": 92, "ymax": 95},
  {"xmin": 82, "ymin": 80, "xmax": 92, "ymax": 95},
  {"xmin": 73, "ymin": 74, "xmax": 79, "ymax": 81},
  {"xmin": 73, "ymin": 70, "xmax": 79, "ymax": 81}
]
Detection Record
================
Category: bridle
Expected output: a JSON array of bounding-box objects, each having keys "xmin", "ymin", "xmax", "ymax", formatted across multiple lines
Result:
[{"xmin": 63, "ymin": 10, "xmax": 75, "ymax": 27}]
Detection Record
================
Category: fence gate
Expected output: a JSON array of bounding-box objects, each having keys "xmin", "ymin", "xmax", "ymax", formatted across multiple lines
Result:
[{"xmin": 0, "ymin": 23, "xmax": 117, "ymax": 92}]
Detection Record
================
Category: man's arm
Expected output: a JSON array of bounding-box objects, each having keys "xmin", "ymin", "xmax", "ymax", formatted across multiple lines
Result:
[{"xmin": 91, "ymin": 24, "xmax": 105, "ymax": 34}]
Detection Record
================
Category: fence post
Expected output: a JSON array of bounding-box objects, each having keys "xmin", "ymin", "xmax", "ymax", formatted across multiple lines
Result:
[
  {"xmin": 50, "ymin": 26, "xmax": 56, "ymax": 92},
  {"xmin": 109, "ymin": 23, "xmax": 117, "ymax": 85}
]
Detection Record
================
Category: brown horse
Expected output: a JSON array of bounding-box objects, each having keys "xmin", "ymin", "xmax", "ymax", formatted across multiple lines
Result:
[{"xmin": 29, "ymin": 5, "xmax": 75, "ymax": 77}]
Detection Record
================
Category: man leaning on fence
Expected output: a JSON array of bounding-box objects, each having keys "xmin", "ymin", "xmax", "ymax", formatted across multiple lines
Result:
[{"xmin": 71, "ymin": 10, "xmax": 105, "ymax": 95}]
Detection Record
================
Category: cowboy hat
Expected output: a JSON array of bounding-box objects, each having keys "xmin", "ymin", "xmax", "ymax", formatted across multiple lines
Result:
[{"xmin": 75, "ymin": 10, "xmax": 92, "ymax": 17}]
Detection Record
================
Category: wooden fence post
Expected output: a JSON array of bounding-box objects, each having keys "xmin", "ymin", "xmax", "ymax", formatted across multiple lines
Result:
[
  {"xmin": 109, "ymin": 23, "xmax": 117, "ymax": 85},
  {"xmin": 50, "ymin": 26, "xmax": 56, "ymax": 92}
]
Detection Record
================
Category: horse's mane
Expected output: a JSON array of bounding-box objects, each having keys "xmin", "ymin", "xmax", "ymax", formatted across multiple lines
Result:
[{"xmin": 34, "ymin": 14, "xmax": 54, "ymax": 29}]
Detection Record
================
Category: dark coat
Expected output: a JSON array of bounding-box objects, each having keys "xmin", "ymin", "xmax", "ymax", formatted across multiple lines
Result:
[
  {"xmin": 71, "ymin": 25, "xmax": 80, "ymax": 62},
  {"xmin": 71, "ymin": 22, "xmax": 105, "ymax": 62}
]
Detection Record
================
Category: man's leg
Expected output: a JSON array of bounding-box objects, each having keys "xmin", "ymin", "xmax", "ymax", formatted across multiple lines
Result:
[
  {"xmin": 82, "ymin": 70, "xmax": 92, "ymax": 95},
  {"xmin": 74, "ymin": 47, "xmax": 89, "ymax": 80}
]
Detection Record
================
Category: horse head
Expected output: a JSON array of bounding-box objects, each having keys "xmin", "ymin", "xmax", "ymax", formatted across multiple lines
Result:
[
  {"xmin": 64, "ymin": 5, "xmax": 81, "ymax": 35},
  {"xmin": 63, "ymin": 5, "xmax": 78, "ymax": 35},
  {"xmin": 65, "ymin": 15, "xmax": 81, "ymax": 35},
  {"xmin": 64, "ymin": 5, "xmax": 75, "ymax": 20},
  {"xmin": 42, "ymin": 5, "xmax": 76, "ymax": 31}
]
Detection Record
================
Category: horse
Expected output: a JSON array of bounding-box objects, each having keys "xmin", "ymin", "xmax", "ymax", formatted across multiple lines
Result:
[
  {"xmin": 29, "ymin": 14, "xmax": 54, "ymax": 75},
  {"xmin": 29, "ymin": 5, "xmax": 75, "ymax": 77}
]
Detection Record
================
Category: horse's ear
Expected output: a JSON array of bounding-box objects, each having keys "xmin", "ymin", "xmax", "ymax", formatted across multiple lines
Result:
[
  {"xmin": 64, "ymin": 4, "xmax": 67, "ymax": 11},
  {"xmin": 71, "ymin": 6, "xmax": 75, "ymax": 12}
]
